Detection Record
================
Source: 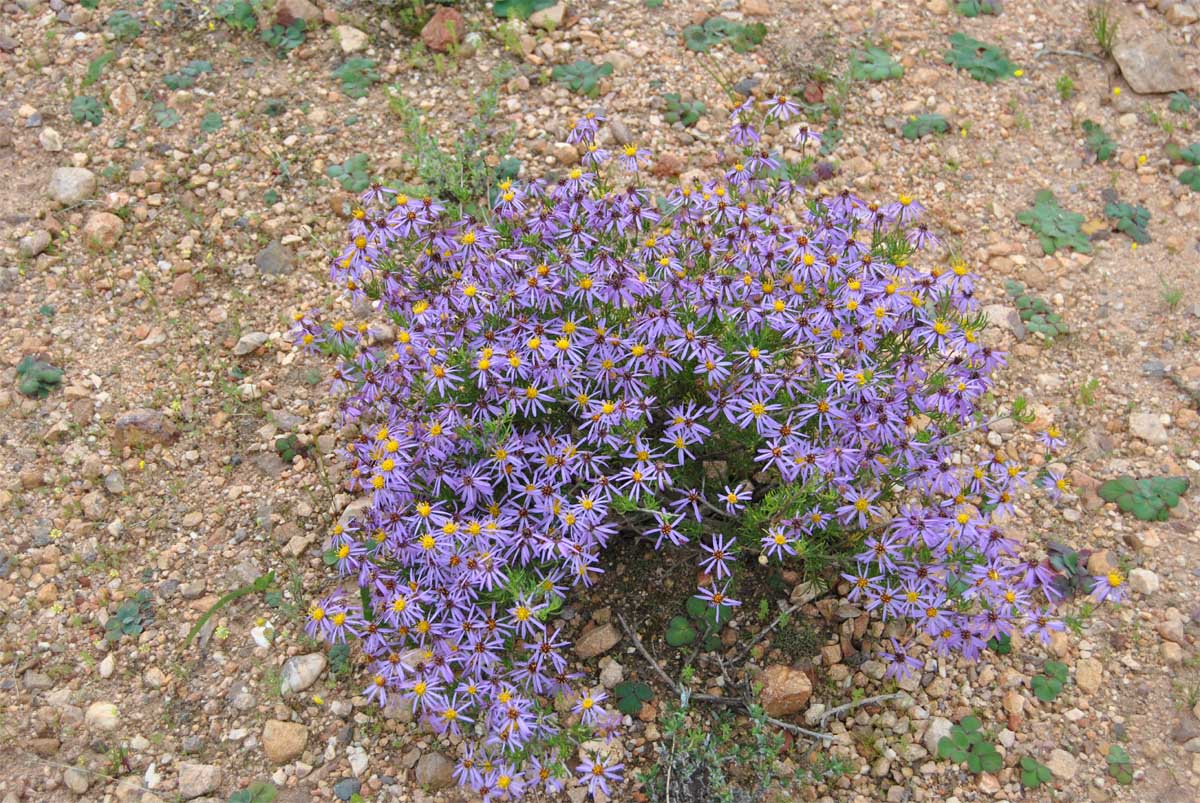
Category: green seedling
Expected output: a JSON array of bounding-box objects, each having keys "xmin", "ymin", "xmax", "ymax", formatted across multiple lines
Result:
[
  {"xmin": 107, "ymin": 9, "xmax": 142, "ymax": 40},
  {"xmin": 665, "ymin": 615, "xmax": 696, "ymax": 647},
  {"xmin": 71, "ymin": 96, "xmax": 103, "ymax": 125},
  {"xmin": 333, "ymin": 58, "xmax": 379, "ymax": 99},
  {"xmin": 1097, "ymin": 475, "xmax": 1189, "ymax": 521},
  {"xmin": 1032, "ymin": 660, "xmax": 1068, "ymax": 702},
  {"xmin": 492, "ymin": 0, "xmax": 555, "ymax": 19},
  {"xmin": 1020, "ymin": 756, "xmax": 1052, "ymax": 788},
  {"xmin": 902, "ymin": 114, "xmax": 949, "ymax": 140},
  {"xmin": 228, "ymin": 780, "xmax": 277, "ymax": 803},
  {"xmin": 1106, "ymin": 745, "xmax": 1132, "ymax": 784},
  {"xmin": 1176, "ymin": 143, "xmax": 1200, "ymax": 191},
  {"xmin": 944, "ymin": 32, "xmax": 1017, "ymax": 84},
  {"xmin": 1169, "ymin": 92, "xmax": 1196, "ymax": 114},
  {"xmin": 326, "ymin": 154, "xmax": 371, "ymax": 192},
  {"xmin": 163, "ymin": 60, "xmax": 213, "ymax": 90},
  {"xmin": 1005, "ymin": 279, "xmax": 1069, "ymax": 339},
  {"xmin": 274, "ymin": 433, "xmax": 307, "ymax": 463},
  {"xmin": 849, "ymin": 46, "xmax": 902, "ymax": 81},
  {"xmin": 663, "ymin": 93, "xmax": 706, "ymax": 126},
  {"xmin": 956, "ymin": 0, "xmax": 1002, "ymax": 16},
  {"xmin": 938, "ymin": 716, "xmax": 1002, "ymax": 773},
  {"xmin": 262, "ymin": 19, "xmax": 306, "ymax": 56},
  {"xmin": 215, "ymin": 0, "xmax": 258, "ymax": 32},
  {"xmin": 1081, "ymin": 120, "xmax": 1116, "ymax": 162},
  {"xmin": 551, "ymin": 61, "xmax": 613, "ymax": 97},
  {"xmin": 105, "ymin": 589, "xmax": 153, "ymax": 642},
  {"xmin": 1104, "ymin": 201, "xmax": 1150, "ymax": 244},
  {"xmin": 614, "ymin": 681, "xmax": 654, "ymax": 715},
  {"xmin": 16, "ymin": 356, "xmax": 63, "ymax": 398},
  {"xmin": 683, "ymin": 17, "xmax": 766, "ymax": 54},
  {"xmin": 1016, "ymin": 190, "xmax": 1091, "ymax": 254}
]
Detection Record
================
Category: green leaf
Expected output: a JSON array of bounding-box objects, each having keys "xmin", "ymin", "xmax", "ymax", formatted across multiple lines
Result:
[
  {"xmin": 665, "ymin": 615, "xmax": 696, "ymax": 647},
  {"xmin": 960, "ymin": 715, "xmax": 981, "ymax": 732},
  {"xmin": 956, "ymin": 0, "xmax": 1002, "ymax": 16},
  {"xmin": 107, "ymin": 9, "xmax": 143, "ymax": 41},
  {"xmin": 945, "ymin": 32, "xmax": 1017, "ymax": 83},
  {"xmin": 1044, "ymin": 660, "xmax": 1068, "ymax": 682},
  {"xmin": 902, "ymin": 114, "xmax": 949, "ymax": 140},
  {"xmin": 979, "ymin": 751, "xmax": 1002, "ymax": 773},
  {"xmin": 83, "ymin": 51, "xmax": 115, "ymax": 88},
  {"xmin": 1016, "ymin": 189, "xmax": 1091, "ymax": 255},
  {"xmin": 550, "ymin": 61, "xmax": 613, "ymax": 97},
  {"xmin": 71, "ymin": 96, "xmax": 104, "ymax": 125},
  {"xmin": 1168, "ymin": 91, "xmax": 1195, "ymax": 114},
  {"xmin": 1082, "ymin": 120, "xmax": 1117, "ymax": 162},
  {"xmin": 682, "ymin": 16, "xmax": 765, "ymax": 54},
  {"xmin": 492, "ymin": 0, "xmax": 556, "ymax": 19},
  {"xmin": 200, "ymin": 112, "xmax": 224, "ymax": 133},
  {"xmin": 849, "ymin": 46, "xmax": 903, "ymax": 81},
  {"xmin": 333, "ymin": 58, "xmax": 379, "ymax": 99}
]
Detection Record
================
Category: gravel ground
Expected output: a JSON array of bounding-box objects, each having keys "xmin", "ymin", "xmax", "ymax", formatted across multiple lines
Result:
[{"xmin": 1, "ymin": 0, "xmax": 1199, "ymax": 802}]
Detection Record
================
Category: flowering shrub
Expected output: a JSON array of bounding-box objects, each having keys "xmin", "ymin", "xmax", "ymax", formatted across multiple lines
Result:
[{"xmin": 294, "ymin": 98, "xmax": 1101, "ymax": 800}]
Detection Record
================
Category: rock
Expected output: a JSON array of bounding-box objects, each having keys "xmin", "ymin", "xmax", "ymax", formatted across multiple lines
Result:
[
  {"xmin": 333, "ymin": 778, "xmax": 361, "ymax": 801},
  {"xmin": 172, "ymin": 273, "xmax": 199, "ymax": 299},
  {"xmin": 1172, "ymin": 714, "xmax": 1200, "ymax": 744},
  {"xmin": 741, "ymin": 0, "xmax": 771, "ymax": 15},
  {"xmin": 18, "ymin": 230, "xmax": 51, "ymax": 258},
  {"xmin": 1046, "ymin": 748, "xmax": 1078, "ymax": 780},
  {"xmin": 85, "ymin": 701, "xmax": 119, "ymax": 731},
  {"xmin": 1167, "ymin": 3, "xmax": 1200, "ymax": 24},
  {"xmin": 1075, "ymin": 657, "xmax": 1102, "ymax": 694},
  {"xmin": 529, "ymin": 2, "xmax": 565, "ymax": 28},
  {"xmin": 421, "ymin": 7, "xmax": 464, "ymax": 53},
  {"xmin": 1163, "ymin": 641, "xmax": 1184, "ymax": 664},
  {"xmin": 1158, "ymin": 615, "xmax": 1185, "ymax": 644},
  {"xmin": 47, "ymin": 167, "xmax": 96, "ymax": 205},
  {"xmin": 982, "ymin": 304, "xmax": 1025, "ymax": 338},
  {"xmin": 63, "ymin": 767, "xmax": 90, "ymax": 794},
  {"xmin": 924, "ymin": 717, "xmax": 954, "ymax": 754},
  {"xmin": 83, "ymin": 212, "xmax": 125, "ymax": 252},
  {"xmin": 651, "ymin": 153, "xmax": 684, "ymax": 178},
  {"xmin": 609, "ymin": 119, "xmax": 633, "ymax": 146},
  {"xmin": 1128, "ymin": 412, "xmax": 1168, "ymax": 444},
  {"xmin": 113, "ymin": 409, "xmax": 179, "ymax": 450},
  {"xmin": 111, "ymin": 83, "xmax": 137, "ymax": 116},
  {"xmin": 281, "ymin": 653, "xmax": 327, "ymax": 694},
  {"xmin": 233, "ymin": 332, "xmax": 270, "ymax": 356},
  {"xmin": 1129, "ymin": 568, "xmax": 1160, "ymax": 594},
  {"xmin": 276, "ymin": 0, "xmax": 321, "ymax": 27},
  {"xmin": 347, "ymin": 744, "xmax": 368, "ymax": 776},
  {"xmin": 414, "ymin": 753, "xmax": 454, "ymax": 789},
  {"xmin": 599, "ymin": 659, "xmax": 623, "ymax": 689},
  {"xmin": 38, "ymin": 127, "xmax": 62, "ymax": 152},
  {"xmin": 759, "ymin": 664, "xmax": 812, "ymax": 716},
  {"xmin": 99, "ymin": 653, "xmax": 115, "ymax": 678},
  {"xmin": 335, "ymin": 25, "xmax": 367, "ymax": 54},
  {"xmin": 574, "ymin": 623, "xmax": 620, "ymax": 658},
  {"xmin": 177, "ymin": 763, "xmax": 222, "ymax": 800},
  {"xmin": 551, "ymin": 143, "xmax": 579, "ymax": 166},
  {"xmin": 263, "ymin": 719, "xmax": 308, "ymax": 764},
  {"xmin": 29, "ymin": 738, "xmax": 60, "ymax": 757},
  {"xmin": 255, "ymin": 239, "xmax": 295, "ymax": 275},
  {"xmin": 1113, "ymin": 36, "xmax": 1195, "ymax": 94},
  {"xmin": 383, "ymin": 695, "xmax": 414, "ymax": 723}
]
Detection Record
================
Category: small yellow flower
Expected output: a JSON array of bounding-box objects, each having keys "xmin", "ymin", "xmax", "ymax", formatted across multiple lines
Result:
[
  {"xmin": 1013, "ymin": 69, "xmax": 1024, "ymax": 78},
  {"xmin": 1112, "ymin": 87, "xmax": 1121, "ymax": 96},
  {"xmin": 312, "ymin": 695, "xmax": 324, "ymax": 705},
  {"xmin": 1131, "ymin": 242, "xmax": 1138, "ymax": 251},
  {"xmin": 1137, "ymin": 154, "xmax": 1147, "ymax": 165}
]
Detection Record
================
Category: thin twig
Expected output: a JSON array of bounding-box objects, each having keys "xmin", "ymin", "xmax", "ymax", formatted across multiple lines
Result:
[
  {"xmin": 1035, "ymin": 48, "xmax": 1104, "ymax": 63},
  {"xmin": 818, "ymin": 692, "xmax": 905, "ymax": 728},
  {"xmin": 615, "ymin": 613, "xmax": 834, "ymax": 744}
]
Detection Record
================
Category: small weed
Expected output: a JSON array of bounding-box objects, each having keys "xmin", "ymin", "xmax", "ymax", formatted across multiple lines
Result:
[
  {"xmin": 1082, "ymin": 119, "xmax": 1117, "ymax": 162},
  {"xmin": 163, "ymin": 60, "xmax": 213, "ymax": 90},
  {"xmin": 613, "ymin": 681, "xmax": 654, "ymax": 715},
  {"xmin": 1161, "ymin": 280, "xmax": 1183, "ymax": 310},
  {"xmin": 1106, "ymin": 745, "xmax": 1132, "ymax": 784},
  {"xmin": 938, "ymin": 716, "xmax": 1002, "ymax": 773},
  {"xmin": 663, "ymin": 93, "xmax": 706, "ymax": 126},
  {"xmin": 1097, "ymin": 475, "xmax": 1189, "ymax": 521},
  {"xmin": 903, "ymin": 113, "xmax": 949, "ymax": 140},
  {"xmin": 1020, "ymin": 756, "xmax": 1053, "ymax": 788},
  {"xmin": 956, "ymin": 0, "xmax": 1002, "ymax": 16},
  {"xmin": 333, "ymin": 58, "xmax": 379, "ymax": 99},
  {"xmin": 70, "ymin": 96, "xmax": 104, "ymax": 125},
  {"xmin": 1176, "ymin": 143, "xmax": 1200, "ymax": 191},
  {"xmin": 683, "ymin": 16, "xmax": 766, "ymax": 54},
  {"xmin": 1056, "ymin": 74, "xmax": 1076, "ymax": 101},
  {"xmin": 275, "ymin": 433, "xmax": 307, "ymax": 463},
  {"xmin": 1078, "ymin": 377, "xmax": 1100, "ymax": 406},
  {"xmin": 1031, "ymin": 660, "xmax": 1068, "ymax": 702},
  {"xmin": 1016, "ymin": 190, "xmax": 1091, "ymax": 255},
  {"xmin": 16, "ymin": 356, "xmax": 64, "ymax": 398},
  {"xmin": 228, "ymin": 780, "xmax": 278, "ymax": 803},
  {"xmin": 200, "ymin": 111, "xmax": 224, "ymax": 133},
  {"xmin": 105, "ymin": 589, "xmax": 153, "ymax": 642},
  {"xmin": 944, "ymin": 32, "xmax": 1017, "ymax": 84},
  {"xmin": 326, "ymin": 154, "xmax": 371, "ymax": 192},
  {"xmin": 492, "ymin": 0, "xmax": 556, "ymax": 19},
  {"xmin": 262, "ymin": 20, "xmax": 306, "ymax": 57},
  {"xmin": 1089, "ymin": 1, "xmax": 1119, "ymax": 57},
  {"xmin": 107, "ymin": 9, "xmax": 143, "ymax": 41},
  {"xmin": 1169, "ymin": 91, "xmax": 1196, "ymax": 114},
  {"xmin": 551, "ymin": 60, "xmax": 613, "ymax": 97},
  {"xmin": 1104, "ymin": 200, "xmax": 1150, "ymax": 244},
  {"xmin": 849, "ymin": 45, "xmax": 903, "ymax": 81},
  {"xmin": 152, "ymin": 103, "xmax": 182, "ymax": 129},
  {"xmin": 83, "ymin": 51, "xmax": 115, "ymax": 88},
  {"xmin": 215, "ymin": 0, "xmax": 258, "ymax": 32},
  {"xmin": 1005, "ymin": 280, "xmax": 1069, "ymax": 339}
]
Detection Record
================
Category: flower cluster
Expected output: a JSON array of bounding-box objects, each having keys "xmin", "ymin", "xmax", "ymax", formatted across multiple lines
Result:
[{"xmin": 296, "ymin": 101, "xmax": 1087, "ymax": 800}]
